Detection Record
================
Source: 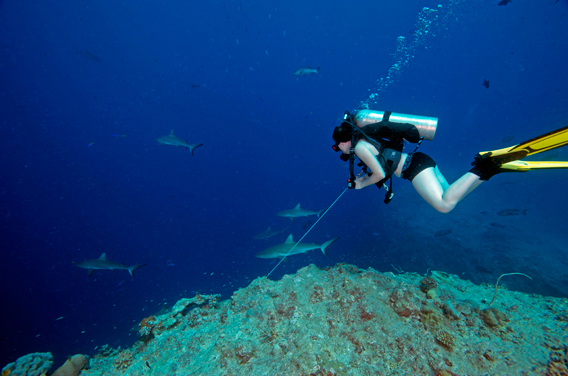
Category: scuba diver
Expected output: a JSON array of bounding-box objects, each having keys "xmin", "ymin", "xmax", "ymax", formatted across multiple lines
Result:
[{"xmin": 332, "ymin": 110, "xmax": 568, "ymax": 213}]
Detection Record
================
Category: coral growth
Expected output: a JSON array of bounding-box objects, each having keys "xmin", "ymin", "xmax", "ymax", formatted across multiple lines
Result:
[
  {"xmin": 435, "ymin": 330, "xmax": 456, "ymax": 349},
  {"xmin": 51, "ymin": 355, "xmax": 89, "ymax": 376},
  {"xmin": 138, "ymin": 316, "xmax": 156, "ymax": 338},
  {"xmin": 112, "ymin": 348, "xmax": 134, "ymax": 371},
  {"xmin": 2, "ymin": 353, "xmax": 88, "ymax": 376},
  {"xmin": 480, "ymin": 307, "xmax": 510, "ymax": 328},
  {"xmin": 78, "ymin": 264, "xmax": 568, "ymax": 376},
  {"xmin": 546, "ymin": 345, "xmax": 568, "ymax": 375},
  {"xmin": 420, "ymin": 276, "xmax": 438, "ymax": 293},
  {"xmin": 2, "ymin": 352, "xmax": 53, "ymax": 376}
]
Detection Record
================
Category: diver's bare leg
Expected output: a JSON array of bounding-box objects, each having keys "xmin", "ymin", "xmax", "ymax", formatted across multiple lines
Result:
[
  {"xmin": 412, "ymin": 168, "xmax": 482, "ymax": 213},
  {"xmin": 434, "ymin": 166, "xmax": 450, "ymax": 190}
]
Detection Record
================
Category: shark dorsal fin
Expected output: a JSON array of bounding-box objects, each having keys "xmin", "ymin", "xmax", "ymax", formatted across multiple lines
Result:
[
  {"xmin": 169, "ymin": 129, "xmax": 174, "ymax": 135},
  {"xmin": 99, "ymin": 253, "xmax": 107, "ymax": 260},
  {"xmin": 294, "ymin": 203, "xmax": 301, "ymax": 209},
  {"xmin": 285, "ymin": 234, "xmax": 294, "ymax": 243}
]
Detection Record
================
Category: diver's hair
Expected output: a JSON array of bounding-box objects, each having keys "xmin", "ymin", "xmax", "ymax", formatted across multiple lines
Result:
[{"xmin": 332, "ymin": 123, "xmax": 353, "ymax": 143}]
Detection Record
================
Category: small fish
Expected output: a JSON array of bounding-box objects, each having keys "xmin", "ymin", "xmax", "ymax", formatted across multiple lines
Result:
[
  {"xmin": 302, "ymin": 220, "xmax": 312, "ymax": 230},
  {"xmin": 76, "ymin": 49, "xmax": 101, "ymax": 62},
  {"xmin": 111, "ymin": 134, "xmax": 126, "ymax": 138},
  {"xmin": 497, "ymin": 209, "xmax": 527, "ymax": 216},
  {"xmin": 145, "ymin": 361, "xmax": 151, "ymax": 369},
  {"xmin": 498, "ymin": 0, "xmax": 511, "ymax": 5},
  {"xmin": 191, "ymin": 84, "xmax": 200, "ymax": 88},
  {"xmin": 489, "ymin": 222, "xmax": 506, "ymax": 228},
  {"xmin": 482, "ymin": 79, "xmax": 490, "ymax": 89},
  {"xmin": 87, "ymin": 142, "xmax": 95, "ymax": 147},
  {"xmin": 253, "ymin": 226, "xmax": 289, "ymax": 240},
  {"xmin": 502, "ymin": 135, "xmax": 514, "ymax": 143},
  {"xmin": 434, "ymin": 229, "xmax": 452, "ymax": 237},
  {"xmin": 475, "ymin": 265, "xmax": 492, "ymax": 274},
  {"xmin": 294, "ymin": 66, "xmax": 320, "ymax": 76}
]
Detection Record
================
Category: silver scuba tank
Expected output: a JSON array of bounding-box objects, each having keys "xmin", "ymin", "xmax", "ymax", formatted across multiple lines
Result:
[{"xmin": 355, "ymin": 109, "xmax": 438, "ymax": 141}]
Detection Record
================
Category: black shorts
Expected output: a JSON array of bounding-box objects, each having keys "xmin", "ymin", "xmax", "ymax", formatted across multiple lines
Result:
[{"xmin": 401, "ymin": 152, "xmax": 437, "ymax": 182}]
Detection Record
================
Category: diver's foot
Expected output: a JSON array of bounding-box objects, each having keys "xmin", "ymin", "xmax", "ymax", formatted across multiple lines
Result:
[{"xmin": 470, "ymin": 156, "xmax": 502, "ymax": 181}]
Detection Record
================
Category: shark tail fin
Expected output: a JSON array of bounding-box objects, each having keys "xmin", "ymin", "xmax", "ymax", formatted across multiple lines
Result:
[
  {"xmin": 317, "ymin": 208, "xmax": 327, "ymax": 218},
  {"xmin": 190, "ymin": 143, "xmax": 204, "ymax": 156},
  {"xmin": 320, "ymin": 237, "xmax": 340, "ymax": 256},
  {"xmin": 128, "ymin": 264, "xmax": 147, "ymax": 277}
]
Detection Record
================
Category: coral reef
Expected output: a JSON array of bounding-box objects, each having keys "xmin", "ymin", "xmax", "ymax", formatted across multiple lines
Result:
[
  {"xmin": 1, "ymin": 352, "xmax": 53, "ymax": 376},
  {"xmin": 435, "ymin": 330, "xmax": 455, "ymax": 349},
  {"xmin": 138, "ymin": 316, "xmax": 156, "ymax": 341},
  {"xmin": 136, "ymin": 294, "xmax": 221, "ymax": 342},
  {"xmin": 76, "ymin": 263, "xmax": 567, "ymax": 375},
  {"xmin": 51, "ymin": 355, "xmax": 89, "ymax": 376},
  {"xmin": 2, "ymin": 353, "xmax": 88, "ymax": 376},
  {"xmin": 546, "ymin": 345, "xmax": 568, "ymax": 375}
]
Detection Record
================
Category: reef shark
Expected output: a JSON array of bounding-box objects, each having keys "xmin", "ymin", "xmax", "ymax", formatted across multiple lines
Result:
[
  {"xmin": 74, "ymin": 253, "xmax": 146, "ymax": 277},
  {"xmin": 253, "ymin": 226, "xmax": 290, "ymax": 240},
  {"xmin": 255, "ymin": 235, "xmax": 340, "ymax": 259},
  {"xmin": 294, "ymin": 66, "xmax": 320, "ymax": 76},
  {"xmin": 156, "ymin": 130, "xmax": 203, "ymax": 156},
  {"xmin": 277, "ymin": 203, "xmax": 326, "ymax": 222}
]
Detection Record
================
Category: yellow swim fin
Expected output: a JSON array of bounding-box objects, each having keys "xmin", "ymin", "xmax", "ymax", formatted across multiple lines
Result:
[
  {"xmin": 477, "ymin": 125, "xmax": 568, "ymax": 164},
  {"xmin": 500, "ymin": 160, "xmax": 568, "ymax": 172}
]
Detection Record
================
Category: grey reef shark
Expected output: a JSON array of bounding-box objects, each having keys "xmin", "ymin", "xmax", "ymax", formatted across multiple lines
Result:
[
  {"xmin": 255, "ymin": 234, "xmax": 340, "ymax": 260},
  {"xmin": 156, "ymin": 129, "xmax": 203, "ymax": 156},
  {"xmin": 74, "ymin": 253, "xmax": 146, "ymax": 277},
  {"xmin": 253, "ymin": 226, "xmax": 290, "ymax": 240},
  {"xmin": 277, "ymin": 203, "xmax": 326, "ymax": 222}
]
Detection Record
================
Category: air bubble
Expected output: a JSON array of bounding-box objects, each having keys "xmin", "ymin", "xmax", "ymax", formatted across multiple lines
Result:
[{"xmin": 359, "ymin": 0, "xmax": 465, "ymax": 109}]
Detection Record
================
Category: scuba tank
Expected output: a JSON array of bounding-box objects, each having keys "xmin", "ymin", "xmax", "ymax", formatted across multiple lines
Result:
[{"xmin": 354, "ymin": 109, "xmax": 438, "ymax": 141}]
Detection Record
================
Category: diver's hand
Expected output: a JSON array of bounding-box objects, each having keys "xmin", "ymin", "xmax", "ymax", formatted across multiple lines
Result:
[{"xmin": 355, "ymin": 177, "xmax": 367, "ymax": 189}]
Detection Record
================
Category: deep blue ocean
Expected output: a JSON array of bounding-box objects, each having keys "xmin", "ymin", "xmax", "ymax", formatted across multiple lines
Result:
[{"xmin": 1, "ymin": 0, "xmax": 567, "ymax": 368}]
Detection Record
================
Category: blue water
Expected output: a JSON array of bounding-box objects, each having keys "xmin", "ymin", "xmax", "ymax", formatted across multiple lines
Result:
[{"xmin": 1, "ymin": 0, "xmax": 567, "ymax": 368}]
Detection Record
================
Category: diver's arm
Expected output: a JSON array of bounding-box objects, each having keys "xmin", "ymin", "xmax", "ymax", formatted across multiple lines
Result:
[{"xmin": 354, "ymin": 143, "xmax": 385, "ymax": 189}]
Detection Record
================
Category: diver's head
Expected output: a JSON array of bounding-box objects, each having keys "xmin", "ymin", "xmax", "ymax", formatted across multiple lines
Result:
[
  {"xmin": 332, "ymin": 123, "xmax": 352, "ymax": 149},
  {"xmin": 332, "ymin": 111, "xmax": 356, "ymax": 161},
  {"xmin": 332, "ymin": 123, "xmax": 353, "ymax": 162}
]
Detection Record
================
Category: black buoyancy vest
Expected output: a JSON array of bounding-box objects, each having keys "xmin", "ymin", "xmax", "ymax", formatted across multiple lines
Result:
[
  {"xmin": 362, "ymin": 120, "xmax": 422, "ymax": 147},
  {"xmin": 359, "ymin": 120, "xmax": 420, "ymax": 175}
]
